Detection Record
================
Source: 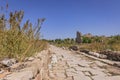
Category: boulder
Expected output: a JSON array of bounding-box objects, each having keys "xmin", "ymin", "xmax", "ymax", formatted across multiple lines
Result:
[
  {"xmin": 89, "ymin": 52, "xmax": 107, "ymax": 59},
  {"xmin": 1, "ymin": 58, "xmax": 17, "ymax": 67},
  {"xmin": 69, "ymin": 46, "xmax": 78, "ymax": 51},
  {"xmin": 99, "ymin": 51, "xmax": 120, "ymax": 61},
  {"xmin": 80, "ymin": 49, "xmax": 89, "ymax": 54}
]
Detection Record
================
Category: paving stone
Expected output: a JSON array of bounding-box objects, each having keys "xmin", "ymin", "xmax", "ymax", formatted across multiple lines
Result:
[
  {"xmin": 74, "ymin": 67, "xmax": 91, "ymax": 71},
  {"xmin": 5, "ymin": 71, "xmax": 33, "ymax": 80},
  {"xmin": 74, "ymin": 66, "xmax": 83, "ymax": 71},
  {"xmin": 95, "ymin": 61, "xmax": 107, "ymax": 67},
  {"xmin": 34, "ymin": 73, "xmax": 41, "ymax": 80},
  {"xmin": 47, "ymin": 45, "xmax": 120, "ymax": 80},
  {"xmin": 66, "ymin": 68, "xmax": 76, "ymax": 73},
  {"xmin": 78, "ymin": 60, "xmax": 90, "ymax": 67},
  {"xmin": 55, "ymin": 72, "xmax": 66, "ymax": 78},
  {"xmin": 66, "ymin": 71, "xmax": 78, "ymax": 77},
  {"xmin": 89, "ymin": 69, "xmax": 107, "ymax": 76},
  {"xmin": 73, "ymin": 75, "xmax": 91, "ymax": 80},
  {"xmin": 65, "ymin": 76, "xmax": 73, "ymax": 80},
  {"xmin": 91, "ymin": 66, "xmax": 105, "ymax": 71},
  {"xmin": 58, "ymin": 61, "xmax": 66, "ymax": 66},
  {"xmin": 49, "ymin": 71, "xmax": 55, "ymax": 79},
  {"xmin": 66, "ymin": 61, "xmax": 78, "ymax": 67},
  {"xmin": 52, "ymin": 69, "xmax": 65, "ymax": 73},
  {"xmin": 106, "ymin": 76, "xmax": 120, "ymax": 80},
  {"xmin": 92, "ymin": 75, "xmax": 107, "ymax": 80},
  {"xmin": 84, "ymin": 71, "xmax": 91, "ymax": 76},
  {"xmin": 0, "ymin": 71, "xmax": 11, "ymax": 79}
]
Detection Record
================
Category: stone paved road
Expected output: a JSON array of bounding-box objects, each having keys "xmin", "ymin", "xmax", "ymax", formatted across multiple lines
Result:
[{"xmin": 48, "ymin": 45, "xmax": 120, "ymax": 80}]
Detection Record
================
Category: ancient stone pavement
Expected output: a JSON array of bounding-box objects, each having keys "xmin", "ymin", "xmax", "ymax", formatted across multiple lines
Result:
[{"xmin": 48, "ymin": 45, "xmax": 120, "ymax": 80}]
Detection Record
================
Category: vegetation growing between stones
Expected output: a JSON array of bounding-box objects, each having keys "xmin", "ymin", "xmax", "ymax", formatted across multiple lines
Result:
[{"xmin": 0, "ymin": 5, "xmax": 47, "ymax": 61}]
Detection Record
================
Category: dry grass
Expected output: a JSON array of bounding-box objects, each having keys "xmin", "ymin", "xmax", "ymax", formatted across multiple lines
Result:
[
  {"xmin": 0, "ymin": 10, "xmax": 47, "ymax": 61},
  {"xmin": 79, "ymin": 41, "xmax": 120, "ymax": 52},
  {"xmin": 50, "ymin": 36, "xmax": 120, "ymax": 52}
]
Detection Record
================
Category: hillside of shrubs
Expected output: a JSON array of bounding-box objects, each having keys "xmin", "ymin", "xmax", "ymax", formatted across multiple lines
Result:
[
  {"xmin": 0, "ymin": 6, "xmax": 47, "ymax": 61},
  {"xmin": 48, "ymin": 34, "xmax": 120, "ymax": 52}
]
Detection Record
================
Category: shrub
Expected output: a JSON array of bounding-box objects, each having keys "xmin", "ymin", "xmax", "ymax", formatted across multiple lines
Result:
[{"xmin": 0, "ymin": 6, "xmax": 46, "ymax": 61}]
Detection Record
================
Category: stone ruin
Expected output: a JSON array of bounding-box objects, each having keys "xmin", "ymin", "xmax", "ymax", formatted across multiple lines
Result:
[{"xmin": 76, "ymin": 31, "xmax": 82, "ymax": 43}]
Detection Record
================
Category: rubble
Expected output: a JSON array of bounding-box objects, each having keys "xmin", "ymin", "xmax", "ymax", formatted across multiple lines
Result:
[
  {"xmin": 1, "ymin": 58, "xmax": 17, "ymax": 67},
  {"xmin": 99, "ymin": 51, "xmax": 120, "ymax": 61},
  {"xmin": 69, "ymin": 46, "xmax": 78, "ymax": 51}
]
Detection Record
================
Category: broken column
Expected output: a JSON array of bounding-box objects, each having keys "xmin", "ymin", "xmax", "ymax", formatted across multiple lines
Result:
[{"xmin": 76, "ymin": 31, "xmax": 82, "ymax": 43}]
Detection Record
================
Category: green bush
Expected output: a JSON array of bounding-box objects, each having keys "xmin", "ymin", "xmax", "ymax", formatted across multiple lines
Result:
[{"xmin": 82, "ymin": 37, "xmax": 92, "ymax": 43}]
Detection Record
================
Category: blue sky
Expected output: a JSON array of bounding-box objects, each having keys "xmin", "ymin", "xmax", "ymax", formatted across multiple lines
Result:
[{"xmin": 0, "ymin": 0, "xmax": 120, "ymax": 39}]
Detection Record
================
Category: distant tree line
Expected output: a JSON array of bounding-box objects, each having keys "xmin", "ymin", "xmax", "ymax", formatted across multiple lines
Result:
[{"xmin": 48, "ymin": 33, "xmax": 120, "ymax": 51}]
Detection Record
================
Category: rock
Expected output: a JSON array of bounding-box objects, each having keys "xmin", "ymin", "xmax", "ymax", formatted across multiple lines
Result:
[
  {"xmin": 51, "ymin": 54, "xmax": 57, "ymax": 64},
  {"xmin": 89, "ymin": 52, "xmax": 99, "ymax": 57},
  {"xmin": 48, "ymin": 64, "xmax": 52, "ymax": 70},
  {"xmin": 80, "ymin": 49, "xmax": 89, "ymax": 54},
  {"xmin": 1, "ymin": 58, "xmax": 17, "ymax": 67},
  {"xmin": 113, "ymin": 63, "xmax": 120, "ymax": 68},
  {"xmin": 89, "ymin": 52, "xmax": 107, "ymax": 59},
  {"xmin": 5, "ymin": 70, "xmax": 33, "ymax": 80},
  {"xmin": 10, "ymin": 63, "xmax": 26, "ymax": 72},
  {"xmin": 62, "ymin": 47, "xmax": 66, "ymax": 50},
  {"xmin": 69, "ymin": 46, "xmax": 78, "ymax": 51},
  {"xmin": 0, "ymin": 71, "xmax": 11, "ymax": 79},
  {"xmin": 24, "ymin": 57, "xmax": 35, "ymax": 62},
  {"xmin": 34, "ymin": 73, "xmax": 41, "ymax": 80},
  {"xmin": 99, "ymin": 54, "xmax": 107, "ymax": 59},
  {"xmin": 99, "ymin": 51, "xmax": 120, "ymax": 61},
  {"xmin": 106, "ymin": 76, "xmax": 120, "ymax": 80},
  {"xmin": 49, "ymin": 71, "xmax": 55, "ymax": 78},
  {"xmin": 56, "ymin": 72, "xmax": 66, "ymax": 78},
  {"xmin": 27, "ymin": 57, "xmax": 35, "ymax": 61},
  {"xmin": 0, "ymin": 69, "xmax": 4, "ymax": 74},
  {"xmin": 74, "ymin": 76, "xmax": 91, "ymax": 80},
  {"xmin": 84, "ymin": 71, "xmax": 91, "ymax": 76},
  {"xmin": 92, "ymin": 75, "xmax": 106, "ymax": 80}
]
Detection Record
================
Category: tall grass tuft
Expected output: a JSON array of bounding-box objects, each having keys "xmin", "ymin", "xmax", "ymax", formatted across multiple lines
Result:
[{"xmin": 0, "ymin": 8, "xmax": 46, "ymax": 61}]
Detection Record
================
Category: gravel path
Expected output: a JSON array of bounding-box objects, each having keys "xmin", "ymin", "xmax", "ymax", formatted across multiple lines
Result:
[{"xmin": 48, "ymin": 45, "xmax": 120, "ymax": 80}]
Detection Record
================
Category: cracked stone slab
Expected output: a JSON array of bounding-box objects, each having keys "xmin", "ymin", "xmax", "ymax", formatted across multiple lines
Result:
[
  {"xmin": 73, "ymin": 75, "xmax": 92, "ymax": 80},
  {"xmin": 47, "ymin": 45, "xmax": 120, "ymax": 80},
  {"xmin": 94, "ymin": 61, "xmax": 107, "ymax": 67},
  {"xmin": 4, "ymin": 71, "xmax": 33, "ymax": 80},
  {"xmin": 106, "ymin": 76, "xmax": 120, "ymax": 80},
  {"xmin": 77, "ymin": 60, "xmax": 90, "ymax": 67},
  {"xmin": 83, "ymin": 71, "xmax": 91, "ymax": 76},
  {"xmin": 66, "ymin": 72, "xmax": 78, "ymax": 77},
  {"xmin": 55, "ymin": 72, "xmax": 66, "ymax": 78},
  {"xmin": 92, "ymin": 75, "xmax": 107, "ymax": 80},
  {"xmin": 89, "ymin": 69, "xmax": 106, "ymax": 76}
]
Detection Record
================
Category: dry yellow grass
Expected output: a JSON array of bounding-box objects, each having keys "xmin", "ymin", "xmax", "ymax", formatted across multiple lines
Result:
[{"xmin": 0, "ymin": 9, "xmax": 46, "ymax": 61}]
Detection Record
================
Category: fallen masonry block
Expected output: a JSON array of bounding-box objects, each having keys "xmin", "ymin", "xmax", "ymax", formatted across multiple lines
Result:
[
  {"xmin": 99, "ymin": 51, "xmax": 120, "ymax": 61},
  {"xmin": 1, "ymin": 58, "xmax": 17, "ymax": 67},
  {"xmin": 80, "ymin": 49, "xmax": 89, "ymax": 54},
  {"xmin": 89, "ymin": 52, "xmax": 107, "ymax": 59},
  {"xmin": 69, "ymin": 46, "xmax": 78, "ymax": 51}
]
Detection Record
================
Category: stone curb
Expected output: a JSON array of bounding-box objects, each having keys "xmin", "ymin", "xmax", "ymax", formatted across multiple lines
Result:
[{"xmin": 75, "ymin": 51, "xmax": 120, "ymax": 68}]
